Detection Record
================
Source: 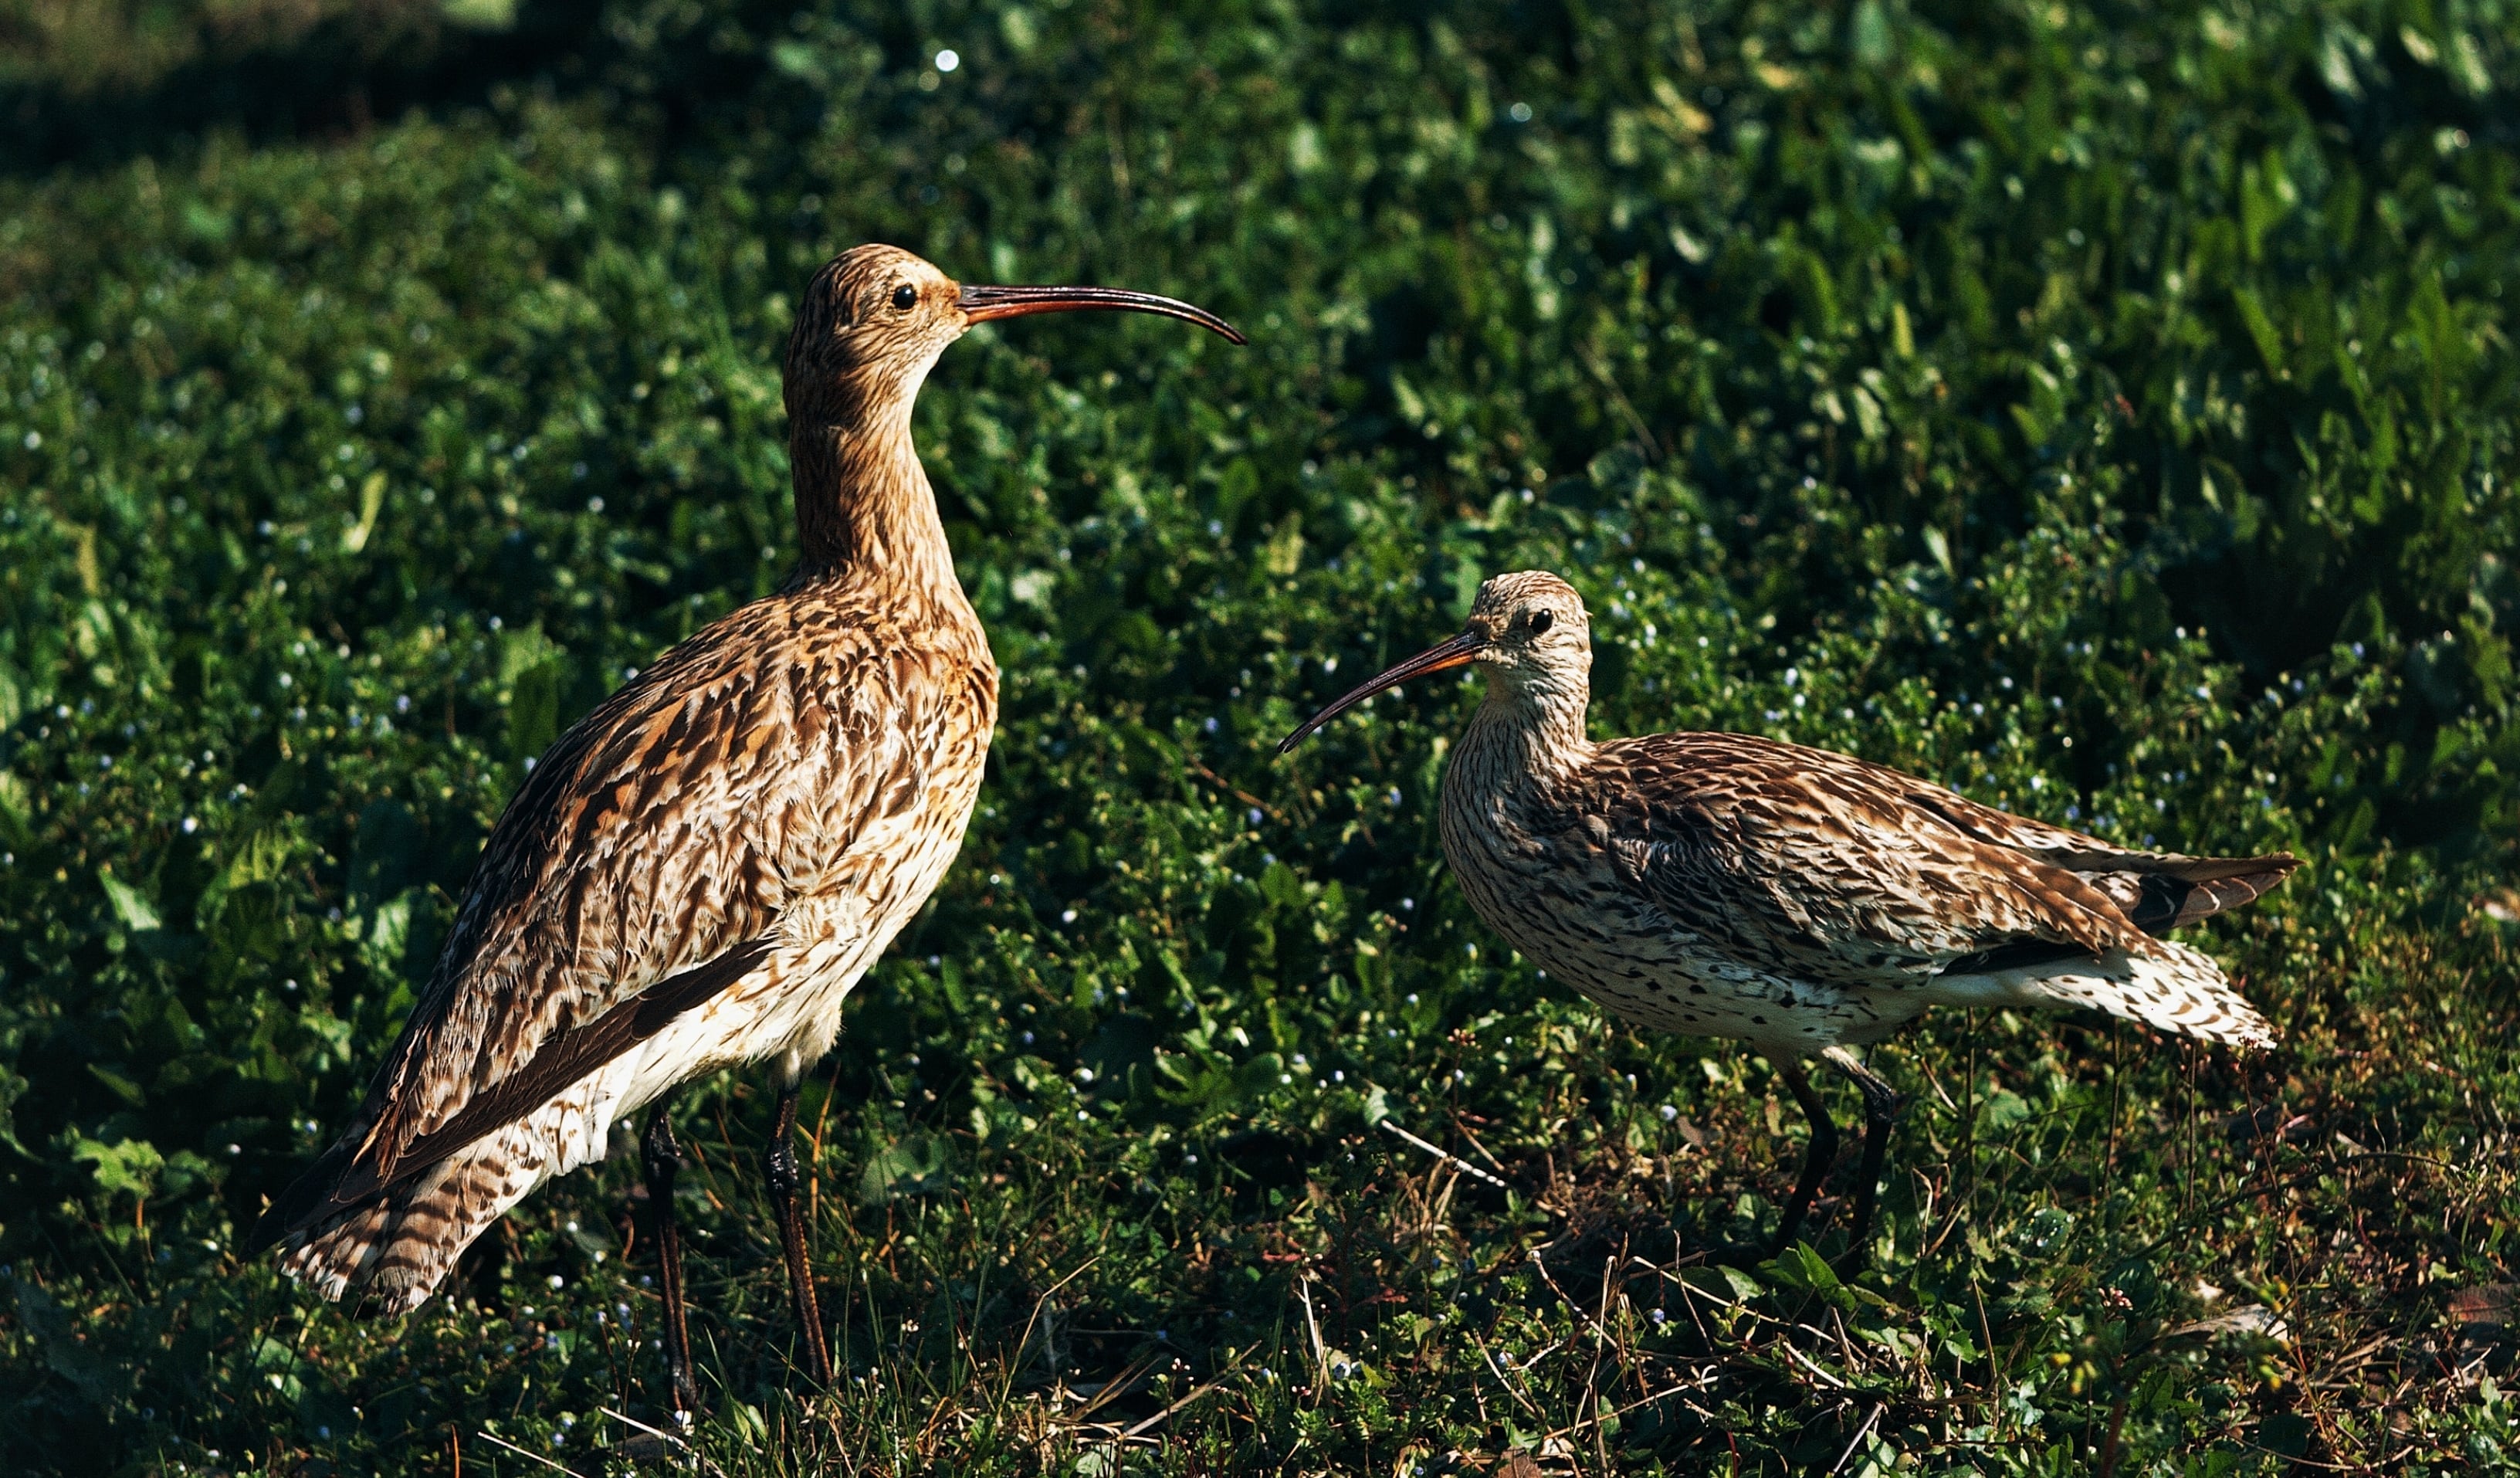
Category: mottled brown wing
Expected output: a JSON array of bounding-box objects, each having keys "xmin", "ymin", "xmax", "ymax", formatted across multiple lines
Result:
[
  {"xmin": 318, "ymin": 592, "xmax": 974, "ymax": 1203},
  {"xmin": 1586, "ymin": 732, "xmax": 2146, "ymax": 988}
]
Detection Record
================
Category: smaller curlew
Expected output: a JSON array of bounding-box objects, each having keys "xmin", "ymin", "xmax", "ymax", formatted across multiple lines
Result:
[
  {"xmin": 1280, "ymin": 571, "xmax": 2295, "ymax": 1262},
  {"xmin": 247, "ymin": 245, "xmax": 1241, "ymax": 1412}
]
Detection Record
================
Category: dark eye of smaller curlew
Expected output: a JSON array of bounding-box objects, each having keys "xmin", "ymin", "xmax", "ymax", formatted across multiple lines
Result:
[
  {"xmin": 1529, "ymin": 610, "xmax": 1555, "ymax": 636},
  {"xmin": 890, "ymin": 284, "xmax": 918, "ymax": 311}
]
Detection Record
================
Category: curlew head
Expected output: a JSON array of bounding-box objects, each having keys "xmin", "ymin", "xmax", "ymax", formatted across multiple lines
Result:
[
  {"xmin": 1279, "ymin": 570, "xmax": 1591, "ymax": 751},
  {"xmin": 783, "ymin": 243, "xmax": 1243, "ymax": 427}
]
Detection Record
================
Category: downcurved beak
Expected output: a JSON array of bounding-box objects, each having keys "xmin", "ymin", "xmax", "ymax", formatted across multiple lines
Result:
[
  {"xmin": 1277, "ymin": 630, "xmax": 1485, "ymax": 754},
  {"xmin": 957, "ymin": 283, "xmax": 1246, "ymax": 344}
]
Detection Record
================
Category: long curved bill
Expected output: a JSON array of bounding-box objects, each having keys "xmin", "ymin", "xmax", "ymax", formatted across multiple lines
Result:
[
  {"xmin": 1278, "ymin": 630, "xmax": 1485, "ymax": 754},
  {"xmin": 958, "ymin": 283, "xmax": 1246, "ymax": 344}
]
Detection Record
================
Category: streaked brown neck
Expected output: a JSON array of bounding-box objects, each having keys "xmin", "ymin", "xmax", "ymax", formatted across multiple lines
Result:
[
  {"xmin": 786, "ymin": 371, "xmax": 960, "ymax": 596},
  {"xmin": 1462, "ymin": 668, "xmax": 1594, "ymax": 785}
]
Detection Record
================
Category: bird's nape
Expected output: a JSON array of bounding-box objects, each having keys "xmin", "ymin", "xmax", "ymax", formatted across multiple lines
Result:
[
  {"xmin": 957, "ymin": 283, "xmax": 1246, "ymax": 344},
  {"xmin": 1278, "ymin": 629, "xmax": 1485, "ymax": 752}
]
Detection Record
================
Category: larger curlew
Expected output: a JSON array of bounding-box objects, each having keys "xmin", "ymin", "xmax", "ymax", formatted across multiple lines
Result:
[
  {"xmin": 248, "ymin": 245, "xmax": 1241, "ymax": 1409},
  {"xmin": 1281, "ymin": 571, "xmax": 2294, "ymax": 1262}
]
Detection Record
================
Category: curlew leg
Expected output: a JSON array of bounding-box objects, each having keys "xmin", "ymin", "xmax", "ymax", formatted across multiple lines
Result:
[
  {"xmin": 1823, "ymin": 1046, "xmax": 1902, "ymax": 1268},
  {"xmin": 765, "ymin": 1070, "xmax": 834, "ymax": 1386},
  {"xmin": 641, "ymin": 1100, "xmax": 701, "ymax": 1415},
  {"xmin": 1770, "ymin": 1056, "xmax": 1841, "ymax": 1256}
]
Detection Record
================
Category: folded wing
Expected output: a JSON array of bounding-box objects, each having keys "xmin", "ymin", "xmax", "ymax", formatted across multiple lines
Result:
[{"xmin": 1585, "ymin": 732, "xmax": 2291, "ymax": 1045}]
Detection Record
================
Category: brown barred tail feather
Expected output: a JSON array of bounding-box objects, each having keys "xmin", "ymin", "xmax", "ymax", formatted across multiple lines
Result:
[
  {"xmin": 2073, "ymin": 853, "xmax": 2299, "ymax": 937},
  {"xmin": 2161, "ymin": 859, "xmax": 2298, "ymax": 930},
  {"xmin": 276, "ymin": 1126, "xmax": 547, "ymax": 1315}
]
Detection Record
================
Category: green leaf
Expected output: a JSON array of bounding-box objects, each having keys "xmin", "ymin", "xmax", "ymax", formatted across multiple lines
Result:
[
  {"xmin": 1264, "ymin": 512, "xmax": 1305, "ymax": 576},
  {"xmin": 858, "ymin": 1134, "xmax": 951, "ymax": 1206},
  {"xmin": 1713, "ymin": 1264, "xmax": 1765, "ymax": 1303},
  {"xmin": 1848, "ymin": 0, "xmax": 1892, "ymax": 66},
  {"xmin": 503, "ymin": 629, "xmax": 572, "ymax": 764},
  {"xmin": 2231, "ymin": 286, "xmax": 2285, "ymax": 377},
  {"xmin": 1922, "ymin": 526, "xmax": 1955, "ymax": 578},
  {"xmin": 68, "ymin": 1134, "xmax": 164, "ymax": 1200},
  {"xmin": 441, "ymin": 0, "xmax": 517, "ymax": 31},
  {"xmin": 84, "ymin": 1064, "xmax": 147, "ymax": 1108},
  {"xmin": 1764, "ymin": 1242, "xmax": 1854, "ymax": 1311},
  {"xmin": 97, "ymin": 872, "xmax": 160, "ymax": 933},
  {"xmin": 1235, "ymin": 1053, "xmax": 1287, "ymax": 1101},
  {"xmin": 357, "ymin": 890, "xmax": 415, "ymax": 978},
  {"xmin": 341, "ymin": 471, "xmax": 388, "ymax": 553}
]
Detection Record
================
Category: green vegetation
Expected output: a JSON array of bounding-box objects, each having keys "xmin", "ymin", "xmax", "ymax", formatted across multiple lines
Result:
[{"xmin": 3, "ymin": 0, "xmax": 2518, "ymax": 1471}]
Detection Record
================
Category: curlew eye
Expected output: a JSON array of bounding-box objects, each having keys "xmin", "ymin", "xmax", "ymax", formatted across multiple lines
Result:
[
  {"xmin": 890, "ymin": 284, "xmax": 919, "ymax": 311},
  {"xmin": 1529, "ymin": 610, "xmax": 1555, "ymax": 636}
]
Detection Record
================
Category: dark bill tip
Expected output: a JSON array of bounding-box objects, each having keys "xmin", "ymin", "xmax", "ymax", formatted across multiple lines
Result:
[
  {"xmin": 1275, "ymin": 631, "xmax": 1485, "ymax": 754},
  {"xmin": 957, "ymin": 283, "xmax": 1247, "ymax": 344}
]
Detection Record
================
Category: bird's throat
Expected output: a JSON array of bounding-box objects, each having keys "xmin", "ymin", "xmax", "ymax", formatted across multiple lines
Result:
[{"xmin": 1464, "ymin": 676, "xmax": 1594, "ymax": 785}]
